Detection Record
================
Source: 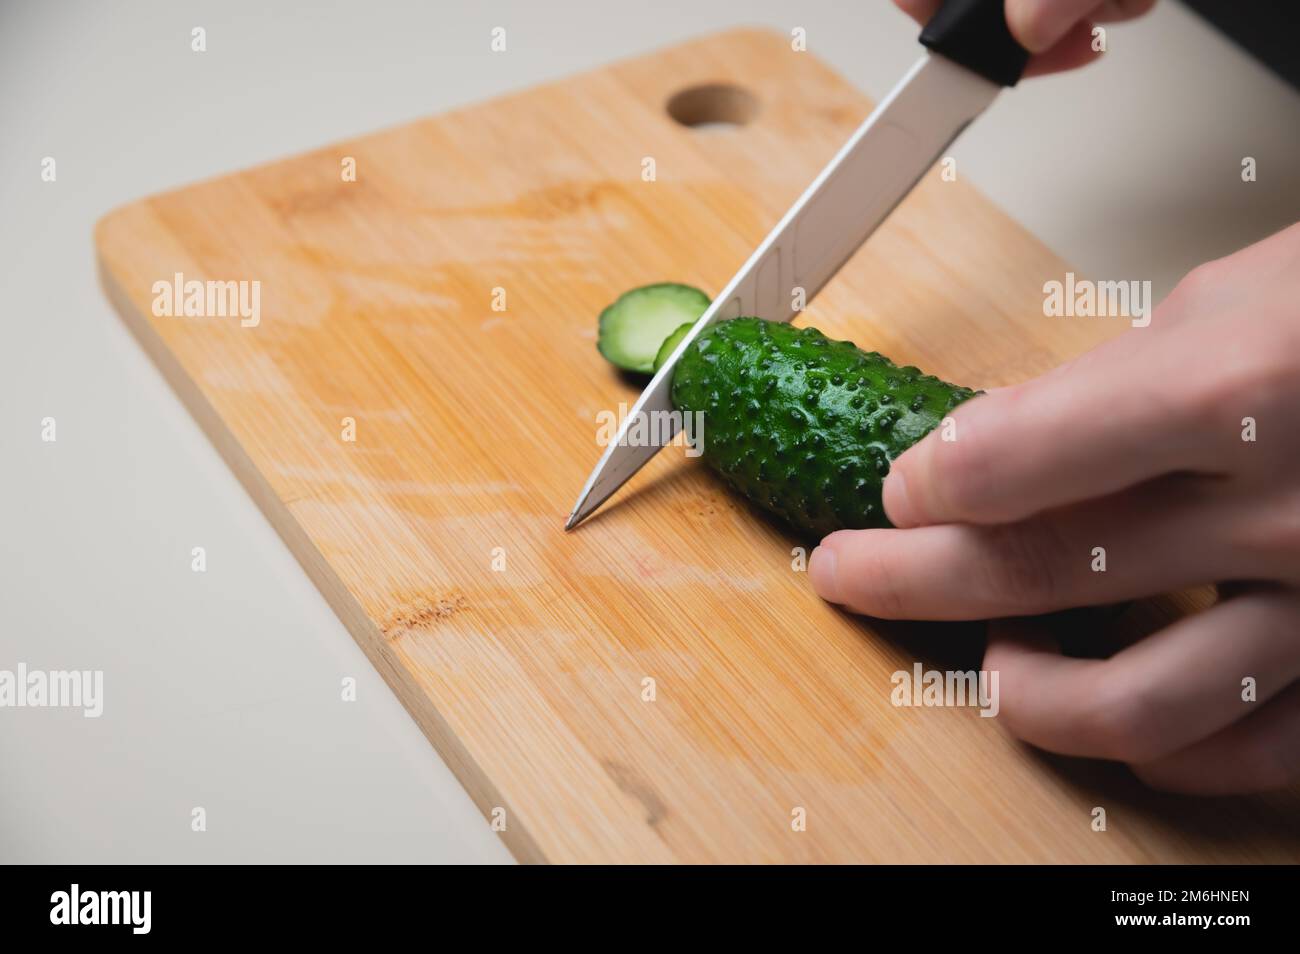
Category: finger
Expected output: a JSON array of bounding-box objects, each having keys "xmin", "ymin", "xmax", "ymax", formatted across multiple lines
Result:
[
  {"xmin": 1130, "ymin": 680, "xmax": 1300, "ymax": 795},
  {"xmin": 898, "ymin": 0, "xmax": 1158, "ymax": 31},
  {"xmin": 1019, "ymin": 0, "xmax": 1164, "ymax": 78},
  {"xmin": 1006, "ymin": 0, "xmax": 1104, "ymax": 52},
  {"xmin": 984, "ymin": 588, "xmax": 1300, "ymax": 763},
  {"xmin": 895, "ymin": 0, "xmax": 1110, "ymax": 79},
  {"xmin": 812, "ymin": 474, "xmax": 1255, "ymax": 620},
  {"xmin": 1092, "ymin": 0, "xmax": 1159, "ymax": 25},
  {"xmin": 1022, "ymin": 21, "xmax": 1103, "ymax": 77},
  {"xmin": 1164, "ymin": 219, "xmax": 1300, "ymax": 323},
  {"xmin": 881, "ymin": 326, "xmax": 1218, "ymax": 529},
  {"xmin": 892, "ymin": 0, "xmax": 943, "ymax": 25},
  {"xmin": 1021, "ymin": 0, "xmax": 1159, "ymax": 77}
]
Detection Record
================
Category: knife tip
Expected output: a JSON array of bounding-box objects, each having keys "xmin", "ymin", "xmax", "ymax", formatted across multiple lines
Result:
[{"xmin": 563, "ymin": 502, "xmax": 586, "ymax": 532}]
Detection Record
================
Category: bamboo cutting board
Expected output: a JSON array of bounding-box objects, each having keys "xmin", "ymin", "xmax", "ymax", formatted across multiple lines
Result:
[{"xmin": 96, "ymin": 29, "xmax": 1300, "ymax": 863}]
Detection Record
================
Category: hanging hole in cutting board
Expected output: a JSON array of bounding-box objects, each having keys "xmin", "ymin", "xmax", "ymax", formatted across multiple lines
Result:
[{"xmin": 666, "ymin": 84, "xmax": 759, "ymax": 130}]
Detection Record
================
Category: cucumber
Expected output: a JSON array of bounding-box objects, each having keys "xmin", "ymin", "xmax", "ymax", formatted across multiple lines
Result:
[
  {"xmin": 652, "ymin": 322, "xmax": 695, "ymax": 374},
  {"xmin": 670, "ymin": 318, "xmax": 979, "ymax": 537},
  {"xmin": 597, "ymin": 283, "xmax": 710, "ymax": 373}
]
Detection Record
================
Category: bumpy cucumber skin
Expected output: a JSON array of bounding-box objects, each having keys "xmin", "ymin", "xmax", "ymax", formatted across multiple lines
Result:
[
  {"xmin": 670, "ymin": 318, "xmax": 979, "ymax": 537},
  {"xmin": 597, "ymin": 283, "xmax": 710, "ymax": 374}
]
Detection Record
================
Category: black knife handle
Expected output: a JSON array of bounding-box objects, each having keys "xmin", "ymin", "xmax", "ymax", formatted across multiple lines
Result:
[{"xmin": 920, "ymin": 0, "xmax": 1030, "ymax": 87}]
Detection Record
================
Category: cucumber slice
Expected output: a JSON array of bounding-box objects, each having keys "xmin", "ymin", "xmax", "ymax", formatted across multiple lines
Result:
[
  {"xmin": 652, "ymin": 322, "xmax": 695, "ymax": 374},
  {"xmin": 597, "ymin": 283, "xmax": 710, "ymax": 373}
]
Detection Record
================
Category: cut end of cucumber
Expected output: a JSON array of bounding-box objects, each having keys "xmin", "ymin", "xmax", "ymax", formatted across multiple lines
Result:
[
  {"xmin": 597, "ymin": 283, "xmax": 709, "ymax": 374},
  {"xmin": 652, "ymin": 322, "xmax": 695, "ymax": 375}
]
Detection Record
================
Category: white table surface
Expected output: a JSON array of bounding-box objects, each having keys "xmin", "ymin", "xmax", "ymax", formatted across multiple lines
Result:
[{"xmin": 3, "ymin": 0, "xmax": 1298, "ymax": 863}]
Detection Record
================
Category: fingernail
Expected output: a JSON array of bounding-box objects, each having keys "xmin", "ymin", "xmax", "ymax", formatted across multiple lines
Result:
[
  {"xmin": 808, "ymin": 544, "xmax": 839, "ymax": 603},
  {"xmin": 883, "ymin": 471, "xmax": 915, "ymax": 527}
]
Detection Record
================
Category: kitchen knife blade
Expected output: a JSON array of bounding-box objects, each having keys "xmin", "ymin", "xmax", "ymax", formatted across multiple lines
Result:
[{"xmin": 566, "ymin": 2, "xmax": 1026, "ymax": 531}]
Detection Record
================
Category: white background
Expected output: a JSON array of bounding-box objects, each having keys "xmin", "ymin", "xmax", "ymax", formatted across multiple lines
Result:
[{"xmin": 2, "ymin": 0, "xmax": 1297, "ymax": 863}]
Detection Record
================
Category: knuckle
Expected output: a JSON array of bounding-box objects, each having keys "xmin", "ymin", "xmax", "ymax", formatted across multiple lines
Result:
[
  {"xmin": 978, "ymin": 522, "xmax": 1064, "ymax": 611},
  {"xmin": 1175, "ymin": 259, "xmax": 1224, "ymax": 300},
  {"xmin": 1083, "ymin": 678, "xmax": 1164, "ymax": 764},
  {"xmin": 923, "ymin": 408, "xmax": 992, "ymax": 521},
  {"xmin": 1161, "ymin": 260, "xmax": 1226, "ymax": 324}
]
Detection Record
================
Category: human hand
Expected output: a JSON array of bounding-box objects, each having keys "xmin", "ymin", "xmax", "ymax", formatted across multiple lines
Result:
[
  {"xmin": 808, "ymin": 223, "xmax": 1300, "ymax": 793},
  {"xmin": 894, "ymin": 0, "xmax": 1157, "ymax": 76}
]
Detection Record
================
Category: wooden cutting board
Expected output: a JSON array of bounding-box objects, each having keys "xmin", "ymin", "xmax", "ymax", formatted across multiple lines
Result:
[{"xmin": 96, "ymin": 28, "xmax": 1300, "ymax": 863}]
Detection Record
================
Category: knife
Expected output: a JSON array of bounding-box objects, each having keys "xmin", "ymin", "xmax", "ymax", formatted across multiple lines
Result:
[{"xmin": 566, "ymin": 0, "xmax": 1029, "ymax": 530}]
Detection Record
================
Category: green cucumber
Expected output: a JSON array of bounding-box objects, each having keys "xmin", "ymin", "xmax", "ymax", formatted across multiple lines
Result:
[
  {"xmin": 652, "ymin": 322, "xmax": 695, "ymax": 374},
  {"xmin": 597, "ymin": 283, "xmax": 710, "ymax": 374},
  {"xmin": 670, "ymin": 317, "xmax": 979, "ymax": 537}
]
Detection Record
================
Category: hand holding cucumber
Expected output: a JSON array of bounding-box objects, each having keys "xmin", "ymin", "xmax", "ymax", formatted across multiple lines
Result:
[
  {"xmin": 588, "ymin": 1, "xmax": 1300, "ymax": 796},
  {"xmin": 810, "ymin": 224, "xmax": 1300, "ymax": 795},
  {"xmin": 813, "ymin": 0, "xmax": 1300, "ymax": 795},
  {"xmin": 591, "ymin": 223, "xmax": 1299, "ymax": 798}
]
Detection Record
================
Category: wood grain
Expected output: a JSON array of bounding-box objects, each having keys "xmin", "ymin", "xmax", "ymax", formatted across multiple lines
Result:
[{"xmin": 96, "ymin": 28, "xmax": 1299, "ymax": 863}]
